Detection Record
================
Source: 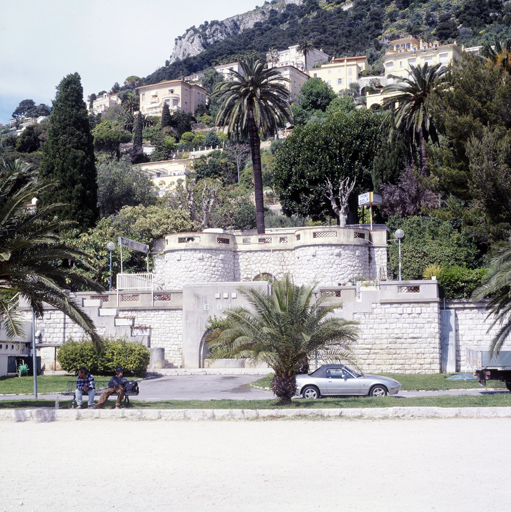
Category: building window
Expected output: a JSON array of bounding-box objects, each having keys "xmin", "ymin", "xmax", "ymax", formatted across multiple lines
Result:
[
  {"xmin": 173, "ymin": 99, "xmax": 178, "ymax": 106},
  {"xmin": 184, "ymin": 89, "xmax": 187, "ymax": 96},
  {"xmin": 400, "ymin": 61, "xmax": 403, "ymax": 67},
  {"xmin": 348, "ymin": 68, "xmax": 352, "ymax": 76},
  {"xmin": 407, "ymin": 43, "xmax": 411, "ymax": 50},
  {"xmin": 328, "ymin": 79, "xmax": 332, "ymax": 85},
  {"xmin": 165, "ymin": 99, "xmax": 170, "ymax": 106},
  {"xmin": 142, "ymin": 93, "xmax": 145, "ymax": 101},
  {"xmin": 408, "ymin": 58, "xmax": 416, "ymax": 66},
  {"xmin": 313, "ymin": 73, "xmax": 317, "ymax": 77},
  {"xmin": 386, "ymin": 62, "xmax": 394, "ymax": 70},
  {"xmin": 338, "ymin": 68, "xmax": 342, "ymax": 73},
  {"xmin": 439, "ymin": 53, "xmax": 449, "ymax": 63},
  {"xmin": 337, "ymin": 78, "xmax": 343, "ymax": 85}
]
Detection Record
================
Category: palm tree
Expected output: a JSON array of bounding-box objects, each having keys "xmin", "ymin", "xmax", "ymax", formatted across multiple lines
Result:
[
  {"xmin": 482, "ymin": 39, "xmax": 511, "ymax": 74},
  {"xmin": 207, "ymin": 275, "xmax": 359, "ymax": 404},
  {"xmin": 0, "ymin": 159, "xmax": 103, "ymax": 348},
  {"xmin": 267, "ymin": 47, "xmax": 280, "ymax": 68},
  {"xmin": 298, "ymin": 39, "xmax": 315, "ymax": 70},
  {"xmin": 382, "ymin": 63, "xmax": 447, "ymax": 175},
  {"xmin": 213, "ymin": 58, "xmax": 293, "ymax": 233},
  {"xmin": 473, "ymin": 244, "xmax": 511, "ymax": 357}
]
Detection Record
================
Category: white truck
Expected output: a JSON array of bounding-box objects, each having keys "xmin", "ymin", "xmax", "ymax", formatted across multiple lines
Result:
[{"xmin": 466, "ymin": 347, "xmax": 511, "ymax": 391}]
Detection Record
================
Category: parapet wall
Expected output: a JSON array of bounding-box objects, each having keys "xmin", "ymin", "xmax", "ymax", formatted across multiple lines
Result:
[{"xmin": 153, "ymin": 227, "xmax": 388, "ymax": 289}]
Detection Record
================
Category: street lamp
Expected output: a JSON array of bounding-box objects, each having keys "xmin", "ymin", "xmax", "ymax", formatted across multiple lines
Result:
[
  {"xmin": 312, "ymin": 287, "xmax": 320, "ymax": 370},
  {"xmin": 107, "ymin": 242, "xmax": 115, "ymax": 291},
  {"xmin": 394, "ymin": 229, "xmax": 404, "ymax": 281}
]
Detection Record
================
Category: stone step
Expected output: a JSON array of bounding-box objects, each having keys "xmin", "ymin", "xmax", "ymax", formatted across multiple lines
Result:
[
  {"xmin": 99, "ymin": 309, "xmax": 118, "ymax": 317},
  {"xmin": 115, "ymin": 317, "xmax": 134, "ymax": 326}
]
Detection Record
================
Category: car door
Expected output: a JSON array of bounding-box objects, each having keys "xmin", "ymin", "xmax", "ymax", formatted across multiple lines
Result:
[{"xmin": 325, "ymin": 368, "xmax": 362, "ymax": 396}]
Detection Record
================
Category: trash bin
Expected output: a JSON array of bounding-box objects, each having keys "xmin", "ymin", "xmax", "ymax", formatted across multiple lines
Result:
[{"xmin": 18, "ymin": 363, "xmax": 28, "ymax": 376}]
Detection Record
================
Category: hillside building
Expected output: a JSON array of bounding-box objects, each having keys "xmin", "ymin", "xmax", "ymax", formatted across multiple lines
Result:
[
  {"xmin": 272, "ymin": 65, "xmax": 309, "ymax": 102},
  {"xmin": 136, "ymin": 79, "xmax": 207, "ymax": 116},
  {"xmin": 267, "ymin": 45, "xmax": 329, "ymax": 71},
  {"xmin": 90, "ymin": 93, "xmax": 121, "ymax": 115},
  {"xmin": 309, "ymin": 56, "xmax": 369, "ymax": 95}
]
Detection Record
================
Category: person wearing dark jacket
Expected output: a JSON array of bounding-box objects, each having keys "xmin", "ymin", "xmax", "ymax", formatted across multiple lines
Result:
[{"xmin": 94, "ymin": 366, "xmax": 127, "ymax": 409}]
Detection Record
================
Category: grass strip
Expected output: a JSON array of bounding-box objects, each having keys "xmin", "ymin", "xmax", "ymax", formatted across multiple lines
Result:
[
  {"xmin": 250, "ymin": 373, "xmax": 506, "ymax": 391},
  {"xmin": 2, "ymin": 393, "xmax": 511, "ymax": 409}
]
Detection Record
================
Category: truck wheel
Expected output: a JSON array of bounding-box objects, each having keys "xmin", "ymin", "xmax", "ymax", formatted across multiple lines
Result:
[{"xmin": 505, "ymin": 381, "xmax": 511, "ymax": 392}]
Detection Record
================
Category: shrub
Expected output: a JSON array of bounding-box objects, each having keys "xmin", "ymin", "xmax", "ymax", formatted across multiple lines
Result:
[
  {"xmin": 438, "ymin": 266, "xmax": 489, "ymax": 299},
  {"xmin": 423, "ymin": 264, "xmax": 442, "ymax": 280},
  {"xmin": 57, "ymin": 338, "xmax": 150, "ymax": 376}
]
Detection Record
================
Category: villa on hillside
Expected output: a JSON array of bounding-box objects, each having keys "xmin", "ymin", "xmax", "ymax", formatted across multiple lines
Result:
[
  {"xmin": 135, "ymin": 158, "xmax": 195, "ymax": 196},
  {"xmin": 309, "ymin": 55, "xmax": 369, "ymax": 95},
  {"xmin": 214, "ymin": 62, "xmax": 243, "ymax": 81},
  {"xmin": 90, "ymin": 92, "xmax": 121, "ymax": 115},
  {"xmin": 136, "ymin": 79, "xmax": 207, "ymax": 116},
  {"xmin": 267, "ymin": 44, "xmax": 329, "ymax": 71},
  {"xmin": 366, "ymin": 37, "xmax": 464, "ymax": 108}
]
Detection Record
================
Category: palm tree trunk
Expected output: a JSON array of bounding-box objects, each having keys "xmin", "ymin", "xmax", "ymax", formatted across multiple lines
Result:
[
  {"xmin": 419, "ymin": 125, "xmax": 427, "ymax": 176},
  {"xmin": 271, "ymin": 373, "xmax": 296, "ymax": 404},
  {"xmin": 248, "ymin": 106, "xmax": 265, "ymax": 234}
]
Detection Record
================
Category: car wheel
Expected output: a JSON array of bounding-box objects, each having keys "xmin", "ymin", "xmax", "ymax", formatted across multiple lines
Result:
[
  {"xmin": 506, "ymin": 381, "xmax": 511, "ymax": 393},
  {"xmin": 369, "ymin": 385, "xmax": 388, "ymax": 397},
  {"xmin": 302, "ymin": 385, "xmax": 320, "ymax": 399}
]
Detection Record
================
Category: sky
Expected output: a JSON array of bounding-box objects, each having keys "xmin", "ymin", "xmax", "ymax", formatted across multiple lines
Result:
[{"xmin": 0, "ymin": 0, "xmax": 259, "ymax": 125}]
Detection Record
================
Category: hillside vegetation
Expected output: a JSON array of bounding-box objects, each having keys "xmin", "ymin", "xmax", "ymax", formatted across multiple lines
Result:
[{"xmin": 145, "ymin": 0, "xmax": 511, "ymax": 84}]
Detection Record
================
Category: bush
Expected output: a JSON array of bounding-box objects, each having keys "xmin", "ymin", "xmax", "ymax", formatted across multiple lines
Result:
[
  {"xmin": 438, "ymin": 266, "xmax": 489, "ymax": 299},
  {"xmin": 57, "ymin": 338, "xmax": 150, "ymax": 376},
  {"xmin": 423, "ymin": 264, "xmax": 442, "ymax": 280}
]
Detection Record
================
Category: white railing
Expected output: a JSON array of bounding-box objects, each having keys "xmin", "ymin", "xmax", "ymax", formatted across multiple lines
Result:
[{"xmin": 116, "ymin": 273, "xmax": 154, "ymax": 306}]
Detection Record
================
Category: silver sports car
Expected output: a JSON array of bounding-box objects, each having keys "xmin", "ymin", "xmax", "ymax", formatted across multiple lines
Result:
[{"xmin": 295, "ymin": 364, "xmax": 401, "ymax": 398}]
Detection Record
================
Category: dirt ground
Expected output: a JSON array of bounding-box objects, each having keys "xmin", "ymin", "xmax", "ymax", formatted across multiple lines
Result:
[{"xmin": 1, "ymin": 418, "xmax": 511, "ymax": 511}]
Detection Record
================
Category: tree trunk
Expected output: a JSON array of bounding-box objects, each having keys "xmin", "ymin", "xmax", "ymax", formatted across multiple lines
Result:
[
  {"xmin": 247, "ymin": 107, "xmax": 265, "ymax": 234},
  {"xmin": 271, "ymin": 373, "xmax": 296, "ymax": 404},
  {"xmin": 419, "ymin": 125, "xmax": 427, "ymax": 176}
]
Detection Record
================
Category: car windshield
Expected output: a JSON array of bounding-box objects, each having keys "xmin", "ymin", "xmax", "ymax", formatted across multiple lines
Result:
[{"xmin": 344, "ymin": 367, "xmax": 362, "ymax": 378}]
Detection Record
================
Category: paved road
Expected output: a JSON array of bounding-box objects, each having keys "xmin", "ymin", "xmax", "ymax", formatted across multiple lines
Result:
[
  {"xmin": 1, "ymin": 374, "xmax": 508, "ymax": 401},
  {"xmin": 2, "ymin": 419, "xmax": 511, "ymax": 511}
]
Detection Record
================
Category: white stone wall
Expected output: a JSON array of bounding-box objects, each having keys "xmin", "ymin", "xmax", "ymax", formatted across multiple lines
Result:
[
  {"xmin": 235, "ymin": 250, "xmax": 295, "ymax": 281},
  {"xmin": 294, "ymin": 245, "xmax": 374, "ymax": 286},
  {"xmin": 35, "ymin": 310, "xmax": 103, "ymax": 345},
  {"xmin": 154, "ymin": 249, "xmax": 234, "ymax": 289},
  {"xmin": 346, "ymin": 302, "xmax": 441, "ymax": 374},
  {"xmin": 447, "ymin": 302, "xmax": 508, "ymax": 372},
  {"xmin": 118, "ymin": 310, "xmax": 183, "ymax": 368}
]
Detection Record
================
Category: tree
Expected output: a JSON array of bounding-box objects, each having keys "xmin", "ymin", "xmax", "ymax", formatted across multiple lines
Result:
[
  {"xmin": 171, "ymin": 111, "xmax": 194, "ymax": 139},
  {"xmin": 133, "ymin": 112, "xmax": 143, "ymax": 149},
  {"xmin": 383, "ymin": 63, "xmax": 447, "ymax": 175},
  {"xmin": 96, "ymin": 156, "xmax": 155, "ymax": 217},
  {"xmin": 298, "ymin": 38, "xmax": 315, "ymax": 70},
  {"xmin": 12, "ymin": 99, "xmax": 35, "ymax": 119},
  {"xmin": 204, "ymin": 131, "xmax": 220, "ymax": 147},
  {"xmin": 39, "ymin": 73, "xmax": 98, "ymax": 230},
  {"xmin": 92, "ymin": 122, "xmax": 132, "ymax": 158},
  {"xmin": 225, "ymin": 141, "xmax": 251, "ymax": 182},
  {"xmin": 298, "ymin": 78, "xmax": 336, "ymax": 113},
  {"xmin": 213, "ymin": 57, "xmax": 293, "ymax": 233},
  {"xmin": 118, "ymin": 90, "xmax": 139, "ymax": 115},
  {"xmin": 482, "ymin": 39, "xmax": 511, "ymax": 74},
  {"xmin": 473, "ymin": 243, "xmax": 511, "ymax": 356},
  {"xmin": 207, "ymin": 275, "xmax": 358, "ymax": 404},
  {"xmin": 88, "ymin": 93, "xmax": 97, "ymax": 110},
  {"xmin": 161, "ymin": 103, "xmax": 172, "ymax": 129},
  {"xmin": 273, "ymin": 109, "xmax": 384, "ymax": 221},
  {"xmin": 0, "ymin": 159, "xmax": 102, "ymax": 348}
]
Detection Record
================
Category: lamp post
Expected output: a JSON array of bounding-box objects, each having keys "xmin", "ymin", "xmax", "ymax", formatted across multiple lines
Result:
[
  {"xmin": 312, "ymin": 287, "xmax": 320, "ymax": 370},
  {"xmin": 107, "ymin": 242, "xmax": 115, "ymax": 291},
  {"xmin": 394, "ymin": 229, "xmax": 404, "ymax": 281}
]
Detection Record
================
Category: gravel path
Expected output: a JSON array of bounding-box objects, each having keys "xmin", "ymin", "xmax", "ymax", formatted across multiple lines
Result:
[{"xmin": 1, "ymin": 418, "xmax": 511, "ymax": 511}]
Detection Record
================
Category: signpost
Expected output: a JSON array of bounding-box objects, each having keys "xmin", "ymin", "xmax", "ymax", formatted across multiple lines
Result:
[
  {"xmin": 118, "ymin": 236, "xmax": 150, "ymax": 273},
  {"xmin": 358, "ymin": 192, "xmax": 383, "ymax": 230}
]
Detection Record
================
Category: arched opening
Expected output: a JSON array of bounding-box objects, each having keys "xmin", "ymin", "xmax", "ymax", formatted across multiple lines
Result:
[
  {"xmin": 198, "ymin": 329, "xmax": 212, "ymax": 368},
  {"xmin": 253, "ymin": 272, "xmax": 275, "ymax": 282}
]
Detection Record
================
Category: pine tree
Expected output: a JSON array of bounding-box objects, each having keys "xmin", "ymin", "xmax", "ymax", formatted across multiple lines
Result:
[
  {"xmin": 39, "ymin": 73, "xmax": 98, "ymax": 230},
  {"xmin": 133, "ymin": 112, "xmax": 143, "ymax": 149},
  {"xmin": 161, "ymin": 102, "xmax": 172, "ymax": 129}
]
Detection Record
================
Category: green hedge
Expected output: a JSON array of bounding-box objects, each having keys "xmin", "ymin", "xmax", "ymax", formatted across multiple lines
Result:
[
  {"xmin": 57, "ymin": 338, "xmax": 150, "ymax": 376},
  {"xmin": 438, "ymin": 266, "xmax": 489, "ymax": 299}
]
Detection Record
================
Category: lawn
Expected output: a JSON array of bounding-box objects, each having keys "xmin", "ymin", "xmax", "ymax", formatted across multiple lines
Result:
[
  {"xmin": 250, "ymin": 373, "xmax": 506, "ymax": 391},
  {"xmin": 1, "ymin": 393, "xmax": 511, "ymax": 410}
]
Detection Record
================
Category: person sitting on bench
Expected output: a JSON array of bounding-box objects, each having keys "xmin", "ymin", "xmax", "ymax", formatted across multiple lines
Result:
[
  {"xmin": 94, "ymin": 366, "xmax": 127, "ymax": 409},
  {"xmin": 76, "ymin": 367, "xmax": 96, "ymax": 409}
]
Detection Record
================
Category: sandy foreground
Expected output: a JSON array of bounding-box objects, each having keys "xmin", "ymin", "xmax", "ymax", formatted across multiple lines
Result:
[{"xmin": 1, "ymin": 418, "xmax": 510, "ymax": 512}]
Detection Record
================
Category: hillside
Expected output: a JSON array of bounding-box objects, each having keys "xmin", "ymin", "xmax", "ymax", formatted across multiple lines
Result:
[{"xmin": 145, "ymin": 0, "xmax": 511, "ymax": 84}]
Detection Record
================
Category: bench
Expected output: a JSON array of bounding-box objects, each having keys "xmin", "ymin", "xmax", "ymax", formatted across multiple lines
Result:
[{"xmin": 63, "ymin": 380, "xmax": 139, "ymax": 408}]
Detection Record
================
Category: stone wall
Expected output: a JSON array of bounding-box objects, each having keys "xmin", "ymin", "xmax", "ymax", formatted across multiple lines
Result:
[{"xmin": 351, "ymin": 302, "xmax": 441, "ymax": 374}]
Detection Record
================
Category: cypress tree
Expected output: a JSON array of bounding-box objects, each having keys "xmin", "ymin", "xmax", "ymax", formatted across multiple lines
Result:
[
  {"xmin": 161, "ymin": 102, "xmax": 172, "ymax": 129},
  {"xmin": 39, "ymin": 73, "xmax": 98, "ymax": 230},
  {"xmin": 133, "ymin": 111, "xmax": 143, "ymax": 149}
]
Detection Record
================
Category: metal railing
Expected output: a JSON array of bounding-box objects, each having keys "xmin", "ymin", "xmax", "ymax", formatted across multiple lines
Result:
[{"xmin": 116, "ymin": 273, "xmax": 154, "ymax": 306}]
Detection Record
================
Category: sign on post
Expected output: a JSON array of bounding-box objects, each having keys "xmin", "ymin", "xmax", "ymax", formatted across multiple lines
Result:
[
  {"xmin": 118, "ymin": 237, "xmax": 150, "ymax": 274},
  {"xmin": 118, "ymin": 236, "xmax": 149, "ymax": 254},
  {"xmin": 357, "ymin": 192, "xmax": 384, "ymax": 230}
]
